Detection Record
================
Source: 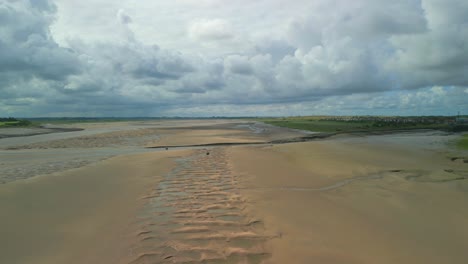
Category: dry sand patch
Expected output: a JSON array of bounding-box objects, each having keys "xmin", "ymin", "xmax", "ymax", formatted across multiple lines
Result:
[{"xmin": 148, "ymin": 128, "xmax": 266, "ymax": 148}]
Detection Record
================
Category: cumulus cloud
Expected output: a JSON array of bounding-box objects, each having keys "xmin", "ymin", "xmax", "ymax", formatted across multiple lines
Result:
[
  {"xmin": 386, "ymin": 0, "xmax": 468, "ymax": 89},
  {"xmin": 0, "ymin": 0, "xmax": 81, "ymax": 82},
  {"xmin": 117, "ymin": 9, "xmax": 132, "ymax": 25},
  {"xmin": 224, "ymin": 55, "xmax": 253, "ymax": 75},
  {"xmin": 1, "ymin": 0, "xmax": 467, "ymax": 116},
  {"xmin": 0, "ymin": 0, "xmax": 82, "ymax": 115},
  {"xmin": 188, "ymin": 18, "xmax": 234, "ymax": 41}
]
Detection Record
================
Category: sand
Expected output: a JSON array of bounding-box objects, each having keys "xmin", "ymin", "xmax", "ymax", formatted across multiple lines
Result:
[
  {"xmin": 230, "ymin": 140, "xmax": 468, "ymax": 264},
  {"xmin": 125, "ymin": 148, "xmax": 272, "ymax": 263},
  {"xmin": 0, "ymin": 150, "xmax": 186, "ymax": 264},
  {"xmin": 0, "ymin": 120, "xmax": 303, "ymax": 183},
  {"xmin": 0, "ymin": 120, "xmax": 302, "ymax": 263},
  {"xmin": 1, "ymin": 120, "xmax": 467, "ymax": 263}
]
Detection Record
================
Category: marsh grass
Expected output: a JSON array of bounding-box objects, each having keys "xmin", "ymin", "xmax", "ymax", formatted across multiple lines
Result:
[
  {"xmin": 0, "ymin": 120, "xmax": 32, "ymax": 128},
  {"xmin": 456, "ymin": 134, "xmax": 468, "ymax": 150},
  {"xmin": 261, "ymin": 117, "xmax": 448, "ymax": 133}
]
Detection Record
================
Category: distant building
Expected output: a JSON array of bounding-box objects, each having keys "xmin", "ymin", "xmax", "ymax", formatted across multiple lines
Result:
[{"xmin": 456, "ymin": 118, "xmax": 468, "ymax": 124}]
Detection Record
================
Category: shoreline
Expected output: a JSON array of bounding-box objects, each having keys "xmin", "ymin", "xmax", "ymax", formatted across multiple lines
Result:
[{"xmin": 146, "ymin": 127, "xmax": 456, "ymax": 149}]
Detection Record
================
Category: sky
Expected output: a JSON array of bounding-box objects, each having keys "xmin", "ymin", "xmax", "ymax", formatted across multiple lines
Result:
[{"xmin": 0, "ymin": 0, "xmax": 467, "ymax": 117}]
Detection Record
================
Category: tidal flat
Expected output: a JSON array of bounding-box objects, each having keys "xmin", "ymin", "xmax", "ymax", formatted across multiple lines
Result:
[{"xmin": 0, "ymin": 119, "xmax": 467, "ymax": 264}]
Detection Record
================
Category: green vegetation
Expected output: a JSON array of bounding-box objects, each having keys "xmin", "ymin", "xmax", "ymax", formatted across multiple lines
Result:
[
  {"xmin": 0, "ymin": 118, "xmax": 33, "ymax": 128},
  {"xmin": 456, "ymin": 134, "xmax": 468, "ymax": 150},
  {"xmin": 260, "ymin": 116, "xmax": 451, "ymax": 133},
  {"xmin": 263, "ymin": 119, "xmax": 370, "ymax": 132}
]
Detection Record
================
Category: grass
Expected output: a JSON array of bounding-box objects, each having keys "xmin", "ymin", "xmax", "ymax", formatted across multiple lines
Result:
[
  {"xmin": 260, "ymin": 117, "xmax": 449, "ymax": 133},
  {"xmin": 263, "ymin": 119, "xmax": 370, "ymax": 132},
  {"xmin": 0, "ymin": 120, "xmax": 33, "ymax": 128},
  {"xmin": 0, "ymin": 121, "xmax": 20, "ymax": 127},
  {"xmin": 456, "ymin": 134, "xmax": 468, "ymax": 150}
]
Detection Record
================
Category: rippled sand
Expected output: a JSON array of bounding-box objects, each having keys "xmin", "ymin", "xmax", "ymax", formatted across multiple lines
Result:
[{"xmin": 126, "ymin": 149, "xmax": 273, "ymax": 263}]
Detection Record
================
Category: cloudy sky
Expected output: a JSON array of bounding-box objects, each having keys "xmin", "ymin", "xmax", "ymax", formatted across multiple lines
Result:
[{"xmin": 1, "ymin": 0, "xmax": 467, "ymax": 117}]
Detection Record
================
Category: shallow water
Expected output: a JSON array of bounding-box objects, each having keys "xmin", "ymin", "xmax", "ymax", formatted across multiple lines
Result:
[
  {"xmin": 0, "ymin": 124, "xmax": 142, "ymax": 149},
  {"xmin": 336, "ymin": 130, "xmax": 460, "ymax": 151},
  {"xmin": 0, "ymin": 120, "xmax": 307, "ymax": 184}
]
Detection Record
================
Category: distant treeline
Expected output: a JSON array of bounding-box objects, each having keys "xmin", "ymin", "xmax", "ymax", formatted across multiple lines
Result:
[
  {"xmin": 0, "ymin": 117, "xmax": 19, "ymax": 122},
  {"xmin": 0, "ymin": 117, "xmax": 32, "ymax": 127},
  {"xmin": 262, "ymin": 115, "xmax": 468, "ymax": 133},
  {"xmin": 320, "ymin": 116, "xmax": 458, "ymax": 124},
  {"xmin": 319, "ymin": 115, "xmax": 468, "ymax": 131}
]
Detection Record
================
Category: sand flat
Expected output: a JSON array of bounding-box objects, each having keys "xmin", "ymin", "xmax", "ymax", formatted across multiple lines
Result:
[
  {"xmin": 148, "ymin": 128, "xmax": 262, "ymax": 147},
  {"xmin": 0, "ymin": 120, "xmax": 303, "ymax": 184},
  {"xmin": 0, "ymin": 150, "xmax": 189, "ymax": 264},
  {"xmin": 230, "ymin": 140, "xmax": 468, "ymax": 264},
  {"xmin": 2, "ymin": 120, "xmax": 467, "ymax": 263},
  {"xmin": 145, "ymin": 121, "xmax": 304, "ymax": 148}
]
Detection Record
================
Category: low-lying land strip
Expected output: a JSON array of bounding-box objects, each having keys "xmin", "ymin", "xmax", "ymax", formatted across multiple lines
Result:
[
  {"xmin": 0, "ymin": 118, "xmax": 32, "ymax": 128},
  {"xmin": 261, "ymin": 115, "xmax": 468, "ymax": 133}
]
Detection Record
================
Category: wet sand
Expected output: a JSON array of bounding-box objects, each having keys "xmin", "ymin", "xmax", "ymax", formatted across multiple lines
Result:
[
  {"xmin": 230, "ymin": 140, "xmax": 468, "ymax": 263},
  {"xmin": 126, "ymin": 148, "xmax": 273, "ymax": 263},
  {"xmin": 1, "ymin": 120, "xmax": 467, "ymax": 263},
  {"xmin": 0, "ymin": 120, "xmax": 300, "ymax": 183},
  {"xmin": 0, "ymin": 119, "xmax": 303, "ymax": 263},
  {"xmin": 0, "ymin": 150, "xmax": 184, "ymax": 264}
]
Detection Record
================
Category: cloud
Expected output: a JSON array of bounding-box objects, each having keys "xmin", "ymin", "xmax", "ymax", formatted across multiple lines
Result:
[
  {"xmin": 224, "ymin": 55, "xmax": 253, "ymax": 75},
  {"xmin": 188, "ymin": 18, "xmax": 234, "ymax": 41},
  {"xmin": 0, "ymin": 0, "xmax": 81, "ymax": 83},
  {"xmin": 253, "ymin": 38, "xmax": 295, "ymax": 62},
  {"xmin": 117, "ymin": 9, "xmax": 132, "ymax": 25},
  {"xmin": 1, "ymin": 0, "xmax": 467, "ymax": 117},
  {"xmin": 386, "ymin": 0, "xmax": 468, "ymax": 89},
  {"xmin": 160, "ymin": 86, "xmax": 467, "ymax": 117}
]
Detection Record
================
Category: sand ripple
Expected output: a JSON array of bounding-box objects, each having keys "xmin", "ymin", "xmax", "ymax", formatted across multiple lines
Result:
[{"xmin": 128, "ymin": 148, "xmax": 272, "ymax": 264}]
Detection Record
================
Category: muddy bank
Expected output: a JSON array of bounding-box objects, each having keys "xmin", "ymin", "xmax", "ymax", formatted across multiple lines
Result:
[{"xmin": 0, "ymin": 127, "xmax": 83, "ymax": 139}]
